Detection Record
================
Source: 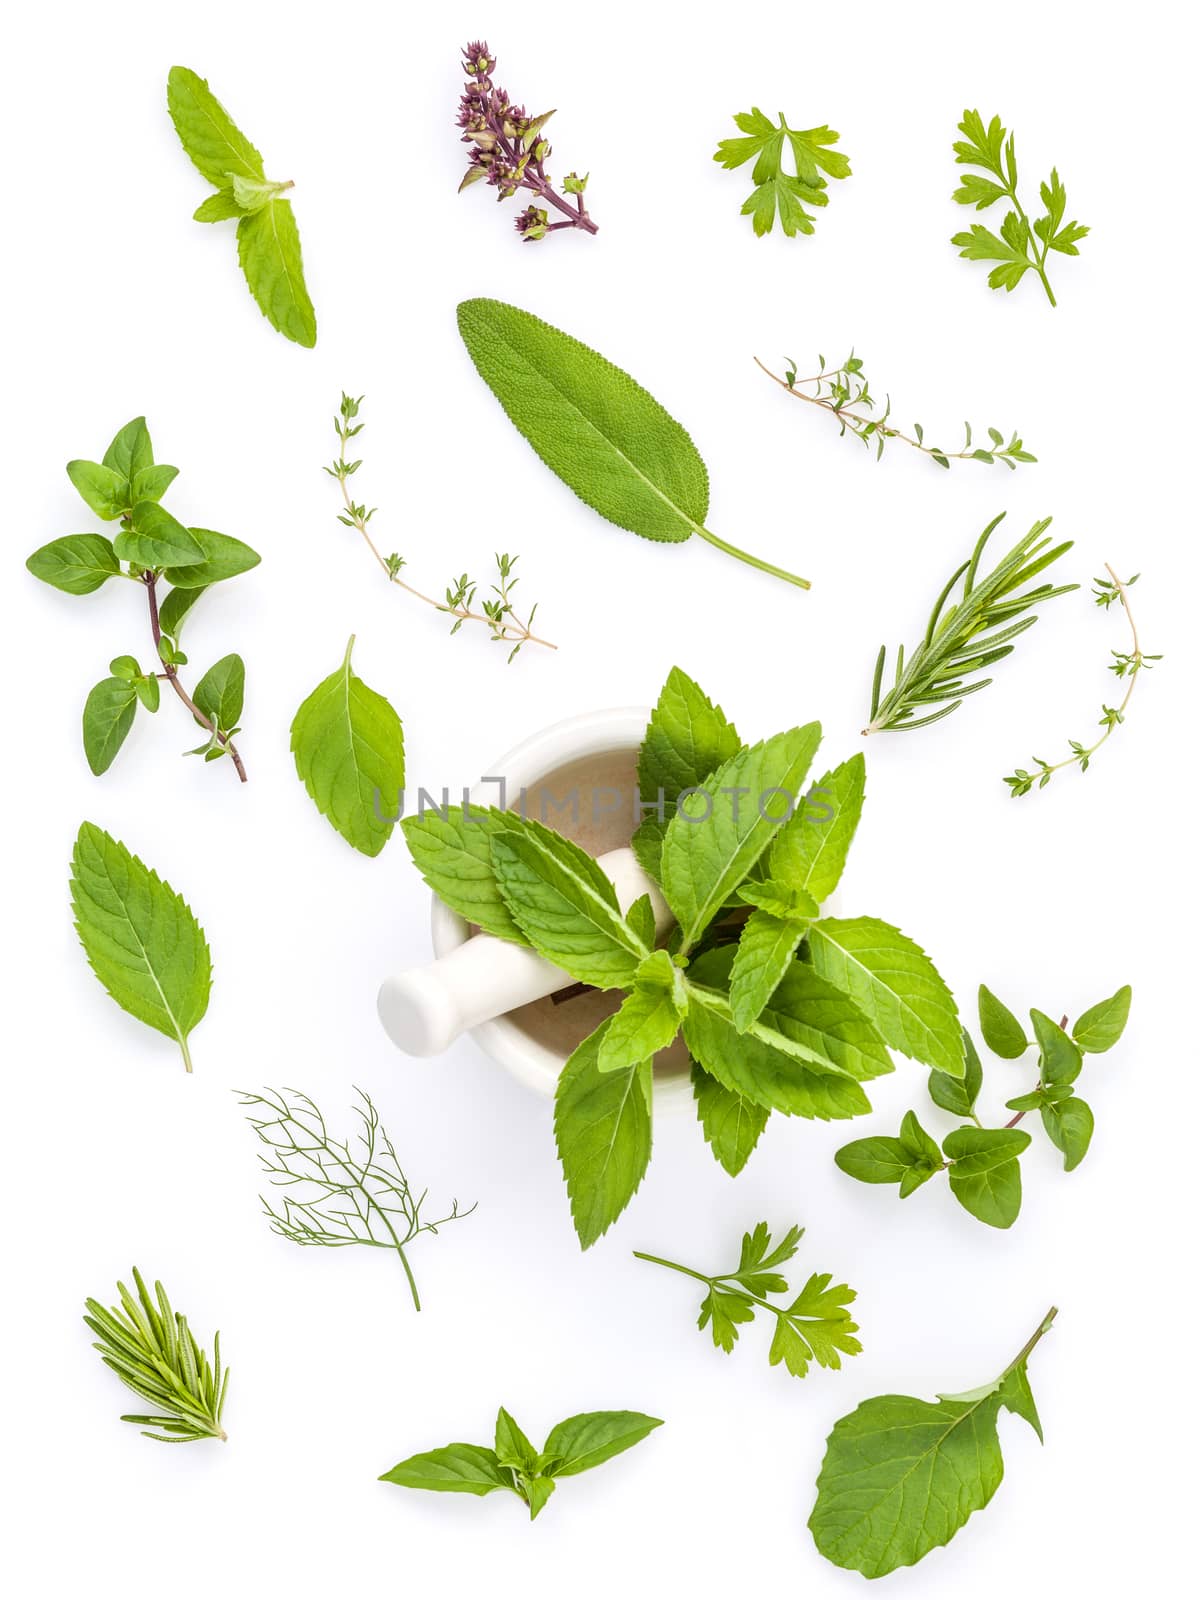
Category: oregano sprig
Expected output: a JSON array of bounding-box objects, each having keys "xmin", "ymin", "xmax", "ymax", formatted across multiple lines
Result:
[
  {"xmin": 327, "ymin": 394, "xmax": 553, "ymax": 661},
  {"xmin": 634, "ymin": 1222, "xmax": 861, "ymax": 1379},
  {"xmin": 951, "ymin": 110, "xmax": 1088, "ymax": 306},
  {"xmin": 1004, "ymin": 568, "xmax": 1160, "ymax": 795},
  {"xmin": 27, "ymin": 416, "xmax": 255, "ymax": 781},
  {"xmin": 756, "ymin": 352, "xmax": 1036, "ymax": 471},
  {"xmin": 865, "ymin": 513, "xmax": 1078, "ymax": 735}
]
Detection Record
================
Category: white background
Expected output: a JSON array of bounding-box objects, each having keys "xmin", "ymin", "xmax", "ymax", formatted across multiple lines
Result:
[{"xmin": 3, "ymin": 1, "xmax": 1195, "ymax": 1593}]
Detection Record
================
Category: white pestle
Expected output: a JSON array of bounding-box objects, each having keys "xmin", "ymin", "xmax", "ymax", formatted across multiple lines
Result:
[{"xmin": 377, "ymin": 845, "xmax": 675, "ymax": 1057}]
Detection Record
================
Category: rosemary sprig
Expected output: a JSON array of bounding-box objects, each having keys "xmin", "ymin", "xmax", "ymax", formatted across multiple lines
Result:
[
  {"xmin": 865, "ymin": 513, "xmax": 1078, "ymax": 734},
  {"xmin": 327, "ymin": 393, "xmax": 555, "ymax": 662},
  {"xmin": 1004, "ymin": 568, "xmax": 1161, "ymax": 795},
  {"xmin": 238, "ymin": 1086, "xmax": 474, "ymax": 1311},
  {"xmin": 756, "ymin": 352, "xmax": 1035, "ymax": 471},
  {"xmin": 83, "ymin": 1267, "xmax": 228, "ymax": 1444}
]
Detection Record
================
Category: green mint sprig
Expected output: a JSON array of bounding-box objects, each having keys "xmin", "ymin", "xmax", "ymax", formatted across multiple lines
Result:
[
  {"xmin": 381, "ymin": 1408, "xmax": 662, "ymax": 1519},
  {"xmin": 713, "ymin": 109, "xmax": 851, "ymax": 237},
  {"xmin": 809, "ymin": 1307, "xmax": 1057, "ymax": 1577},
  {"xmin": 404, "ymin": 667, "xmax": 963, "ymax": 1249},
  {"xmin": 27, "ymin": 416, "xmax": 255, "ymax": 781},
  {"xmin": 951, "ymin": 110, "xmax": 1088, "ymax": 306},
  {"xmin": 1005, "ymin": 568, "xmax": 1160, "ymax": 795},
  {"xmin": 167, "ymin": 66, "xmax": 316, "ymax": 347},
  {"xmin": 634, "ymin": 1222, "xmax": 861, "ymax": 1379},
  {"xmin": 835, "ymin": 983, "xmax": 1131, "ymax": 1226},
  {"xmin": 757, "ymin": 351, "xmax": 1036, "ymax": 471},
  {"xmin": 327, "ymin": 394, "xmax": 553, "ymax": 661}
]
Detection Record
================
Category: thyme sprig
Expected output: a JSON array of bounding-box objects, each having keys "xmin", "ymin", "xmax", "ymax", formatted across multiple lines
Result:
[
  {"xmin": 238, "ymin": 1086, "xmax": 474, "ymax": 1311},
  {"xmin": 327, "ymin": 393, "xmax": 555, "ymax": 662},
  {"xmin": 84, "ymin": 1268, "xmax": 229, "ymax": 1443},
  {"xmin": 756, "ymin": 352, "xmax": 1035, "ymax": 471},
  {"xmin": 1004, "ymin": 568, "xmax": 1160, "ymax": 795},
  {"xmin": 865, "ymin": 513, "xmax": 1078, "ymax": 734}
]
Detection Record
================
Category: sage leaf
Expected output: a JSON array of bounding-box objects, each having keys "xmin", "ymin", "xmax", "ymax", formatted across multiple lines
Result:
[
  {"xmin": 194, "ymin": 189, "xmax": 245, "ymax": 222},
  {"xmin": 167, "ymin": 66, "xmax": 264, "ymax": 188},
  {"xmin": 809, "ymin": 1308, "xmax": 1055, "ymax": 1578},
  {"xmin": 768, "ymin": 754, "xmax": 866, "ymax": 901},
  {"xmin": 82, "ymin": 677, "xmax": 139, "ymax": 774},
  {"xmin": 1072, "ymin": 985, "xmax": 1131, "ymax": 1052},
  {"xmin": 554, "ymin": 1019, "xmax": 652, "ymax": 1249},
  {"xmin": 928, "ymin": 1028, "xmax": 984, "ymax": 1116},
  {"xmin": 27, "ymin": 534, "xmax": 120, "ymax": 595},
  {"xmin": 193, "ymin": 653, "xmax": 245, "ymax": 731},
  {"xmin": 632, "ymin": 667, "xmax": 741, "ymax": 879},
  {"xmin": 691, "ymin": 1063, "xmax": 769, "ymax": 1177},
  {"xmin": 402, "ymin": 804, "xmax": 522, "ymax": 944},
  {"xmin": 540, "ymin": 1411, "xmax": 662, "ymax": 1477},
  {"xmin": 491, "ymin": 823, "xmax": 646, "ymax": 990},
  {"xmin": 66, "ymin": 459, "xmax": 129, "ymax": 521},
  {"xmin": 102, "ymin": 417, "xmax": 155, "ymax": 480},
  {"xmin": 237, "ymin": 200, "xmax": 317, "ymax": 348},
  {"xmin": 113, "ymin": 502, "xmax": 205, "ymax": 569},
  {"xmin": 1041, "ymin": 1096, "xmax": 1093, "ymax": 1169},
  {"xmin": 457, "ymin": 299, "xmax": 809, "ymax": 588},
  {"xmin": 289, "ymin": 635, "xmax": 405, "ymax": 857},
  {"xmin": 70, "ymin": 822, "xmax": 212, "ymax": 1071},
  {"xmin": 379, "ymin": 1443, "xmax": 513, "ymax": 1497},
  {"xmin": 163, "ymin": 528, "xmax": 261, "ymax": 588},
  {"xmin": 806, "ymin": 916, "xmax": 963, "ymax": 1076},
  {"xmin": 1030, "ymin": 1008, "xmax": 1082, "ymax": 1085},
  {"xmin": 661, "ymin": 724, "xmax": 822, "ymax": 951},
  {"xmin": 979, "ymin": 982, "xmax": 1028, "ymax": 1057}
]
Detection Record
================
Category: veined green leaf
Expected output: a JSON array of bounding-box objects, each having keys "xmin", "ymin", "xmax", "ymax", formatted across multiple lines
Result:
[
  {"xmin": 978, "ymin": 983, "xmax": 1028, "ymax": 1057},
  {"xmin": 237, "ymin": 199, "xmax": 317, "ymax": 348},
  {"xmin": 1072, "ymin": 985, "xmax": 1131, "ymax": 1052},
  {"xmin": 66, "ymin": 459, "xmax": 129, "ymax": 521},
  {"xmin": 691, "ymin": 1064, "xmax": 769, "ymax": 1176},
  {"xmin": 158, "ymin": 584, "xmax": 206, "ymax": 639},
  {"xmin": 494, "ymin": 1407, "xmax": 538, "ymax": 1473},
  {"xmin": 131, "ymin": 463, "xmax": 179, "ymax": 503},
  {"xmin": 163, "ymin": 528, "xmax": 261, "ymax": 588},
  {"xmin": 102, "ymin": 417, "xmax": 155, "ymax": 480},
  {"xmin": 82, "ymin": 677, "xmax": 139, "ymax": 774},
  {"xmin": 167, "ymin": 66, "xmax": 264, "ymax": 187},
  {"xmin": 402, "ymin": 804, "xmax": 522, "ymax": 943},
  {"xmin": 113, "ymin": 502, "xmax": 205, "ymax": 569},
  {"xmin": 289, "ymin": 636, "xmax": 405, "ymax": 857},
  {"xmin": 728, "ymin": 909, "xmax": 808, "ymax": 1031},
  {"xmin": 70, "ymin": 822, "xmax": 212, "ymax": 1071},
  {"xmin": 943, "ymin": 1126, "xmax": 1029, "ymax": 1228},
  {"xmin": 929, "ymin": 1029, "xmax": 984, "ymax": 1116},
  {"xmin": 193, "ymin": 654, "xmax": 245, "ymax": 732},
  {"xmin": 597, "ymin": 977, "xmax": 682, "ymax": 1073},
  {"xmin": 379, "ymin": 1443, "xmax": 514, "ymax": 1496},
  {"xmin": 540, "ymin": 1411, "xmax": 662, "ymax": 1477},
  {"xmin": 27, "ymin": 534, "xmax": 120, "ymax": 595},
  {"xmin": 1031, "ymin": 1008, "xmax": 1082, "ymax": 1085},
  {"xmin": 661, "ymin": 724, "xmax": 822, "ymax": 951},
  {"xmin": 769, "ymin": 754, "xmax": 866, "ymax": 900},
  {"xmin": 806, "ymin": 916, "xmax": 963, "ymax": 1076},
  {"xmin": 1041, "ymin": 1096, "xmax": 1093, "ymax": 1170},
  {"xmin": 193, "ymin": 189, "xmax": 246, "ymax": 223},
  {"xmin": 633, "ymin": 667, "xmax": 741, "ymax": 880},
  {"xmin": 554, "ymin": 1020, "xmax": 653, "ymax": 1249}
]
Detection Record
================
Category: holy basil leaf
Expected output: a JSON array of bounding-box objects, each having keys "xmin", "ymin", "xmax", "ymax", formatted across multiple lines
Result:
[
  {"xmin": 807, "ymin": 917, "xmax": 963, "ymax": 1076},
  {"xmin": 66, "ymin": 459, "xmax": 129, "ymax": 521},
  {"xmin": 539, "ymin": 1411, "xmax": 662, "ymax": 1477},
  {"xmin": 82, "ymin": 677, "xmax": 139, "ymax": 774},
  {"xmin": 691, "ymin": 1063, "xmax": 770, "ymax": 1177},
  {"xmin": 554, "ymin": 1021, "xmax": 652, "ymax": 1249},
  {"xmin": 661, "ymin": 723, "xmax": 822, "ymax": 951},
  {"xmin": 193, "ymin": 653, "xmax": 245, "ymax": 732},
  {"xmin": 70, "ymin": 822, "xmax": 212, "ymax": 1072},
  {"xmin": 163, "ymin": 527, "xmax": 261, "ymax": 588},
  {"xmin": 1041, "ymin": 1096, "xmax": 1094, "ymax": 1170},
  {"xmin": 167, "ymin": 66, "xmax": 265, "ymax": 188},
  {"xmin": 494, "ymin": 1407, "xmax": 538, "ymax": 1473},
  {"xmin": 236, "ymin": 200, "xmax": 317, "ymax": 348},
  {"xmin": 379, "ymin": 1442, "xmax": 513, "ymax": 1497},
  {"xmin": 978, "ymin": 983, "xmax": 1029, "ymax": 1058},
  {"xmin": 633, "ymin": 667, "xmax": 741, "ymax": 879},
  {"xmin": 402, "ymin": 804, "xmax": 523, "ymax": 943},
  {"xmin": 289, "ymin": 636, "xmax": 405, "ymax": 857},
  {"xmin": 1072, "ymin": 985, "xmax": 1131, "ymax": 1053},
  {"xmin": 27, "ymin": 534, "xmax": 120, "ymax": 595},
  {"xmin": 768, "ymin": 753, "xmax": 866, "ymax": 901},
  {"xmin": 113, "ymin": 502, "xmax": 205, "ymax": 569},
  {"xmin": 928, "ymin": 1029, "xmax": 984, "ymax": 1117},
  {"xmin": 1031, "ymin": 1009, "xmax": 1082, "ymax": 1085}
]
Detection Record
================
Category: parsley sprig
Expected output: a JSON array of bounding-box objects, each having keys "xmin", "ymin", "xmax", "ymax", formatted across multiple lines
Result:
[{"xmin": 714, "ymin": 109, "xmax": 850, "ymax": 237}]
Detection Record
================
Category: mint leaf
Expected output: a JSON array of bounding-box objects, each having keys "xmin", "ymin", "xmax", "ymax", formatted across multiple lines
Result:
[
  {"xmin": 402, "ymin": 804, "xmax": 522, "ymax": 943},
  {"xmin": 762, "ymin": 959, "xmax": 893, "ymax": 1084},
  {"xmin": 978, "ymin": 984, "xmax": 1028, "ymax": 1057},
  {"xmin": 166, "ymin": 66, "xmax": 265, "ymax": 188},
  {"xmin": 236, "ymin": 200, "xmax": 317, "ymax": 348},
  {"xmin": 929, "ymin": 1029, "xmax": 984, "ymax": 1117},
  {"xmin": 768, "ymin": 754, "xmax": 866, "ymax": 901},
  {"xmin": 289, "ymin": 636, "xmax": 405, "ymax": 857},
  {"xmin": 113, "ymin": 502, "xmax": 205, "ymax": 569},
  {"xmin": 1041, "ymin": 1096, "xmax": 1093, "ymax": 1170},
  {"xmin": 66, "ymin": 459, "xmax": 129, "ymax": 521},
  {"xmin": 491, "ymin": 823, "xmax": 645, "ymax": 990},
  {"xmin": 231, "ymin": 173, "xmax": 293, "ymax": 212},
  {"xmin": 379, "ymin": 1443, "xmax": 513, "ymax": 1497},
  {"xmin": 82, "ymin": 677, "xmax": 139, "ymax": 774},
  {"xmin": 540, "ymin": 1411, "xmax": 662, "ymax": 1477},
  {"xmin": 736, "ymin": 881, "xmax": 819, "ymax": 920},
  {"xmin": 806, "ymin": 917, "xmax": 963, "ymax": 1076},
  {"xmin": 193, "ymin": 189, "xmax": 245, "ymax": 222},
  {"xmin": 554, "ymin": 1020, "xmax": 652, "ymax": 1248},
  {"xmin": 691, "ymin": 1064, "xmax": 769, "ymax": 1176},
  {"xmin": 661, "ymin": 724, "xmax": 822, "ymax": 951},
  {"xmin": 1030, "ymin": 1008, "xmax": 1082, "ymax": 1085},
  {"xmin": 70, "ymin": 822, "xmax": 212, "ymax": 1072},
  {"xmin": 1072, "ymin": 985, "xmax": 1131, "ymax": 1052},
  {"xmin": 163, "ymin": 528, "xmax": 261, "ymax": 588},
  {"xmin": 597, "ymin": 958, "xmax": 684, "ymax": 1072},
  {"xmin": 193, "ymin": 653, "xmax": 245, "ymax": 732},
  {"xmin": 27, "ymin": 534, "xmax": 120, "ymax": 595},
  {"xmin": 727, "ymin": 909, "xmax": 809, "ymax": 1031},
  {"xmin": 633, "ymin": 667, "xmax": 741, "ymax": 879}
]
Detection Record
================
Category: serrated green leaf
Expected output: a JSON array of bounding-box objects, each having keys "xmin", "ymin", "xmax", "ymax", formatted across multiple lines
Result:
[
  {"xmin": 162, "ymin": 528, "xmax": 261, "ymax": 587},
  {"xmin": 1072, "ymin": 985, "xmax": 1131, "ymax": 1052},
  {"xmin": 193, "ymin": 189, "xmax": 246, "ymax": 222},
  {"xmin": 27, "ymin": 534, "xmax": 120, "ymax": 595},
  {"xmin": 727, "ymin": 909, "xmax": 808, "ymax": 1031},
  {"xmin": 978, "ymin": 984, "xmax": 1028, "ymax": 1057},
  {"xmin": 166, "ymin": 66, "xmax": 264, "ymax": 188},
  {"xmin": 379, "ymin": 1442, "xmax": 513, "ymax": 1496},
  {"xmin": 554, "ymin": 1020, "xmax": 652, "ymax": 1249},
  {"xmin": 768, "ymin": 754, "xmax": 865, "ymax": 901},
  {"xmin": 928, "ymin": 1028, "xmax": 984, "ymax": 1116},
  {"xmin": 231, "ymin": 173, "xmax": 292, "ymax": 212},
  {"xmin": 289, "ymin": 636, "xmax": 405, "ymax": 857},
  {"xmin": 70, "ymin": 822, "xmax": 211, "ymax": 1071},
  {"xmin": 772, "ymin": 1273, "xmax": 861, "ymax": 1376},
  {"xmin": 82, "ymin": 678, "xmax": 139, "ymax": 774},
  {"xmin": 236, "ymin": 199, "xmax": 317, "ymax": 348},
  {"xmin": 691, "ymin": 1063, "xmax": 769, "ymax": 1176},
  {"xmin": 625, "ymin": 893, "xmax": 657, "ymax": 950},
  {"xmin": 699, "ymin": 1286, "xmax": 756, "ymax": 1351},
  {"xmin": 596, "ymin": 980, "xmax": 682, "ymax": 1073},
  {"xmin": 113, "ymin": 502, "xmax": 205, "ymax": 569},
  {"xmin": 806, "ymin": 916, "xmax": 962, "ymax": 1075},
  {"xmin": 66, "ymin": 459, "xmax": 129, "ymax": 521},
  {"xmin": 736, "ymin": 880, "xmax": 819, "ymax": 920},
  {"xmin": 193, "ymin": 653, "xmax": 245, "ymax": 732},
  {"xmin": 402, "ymin": 804, "xmax": 522, "ymax": 943},
  {"xmin": 632, "ymin": 667, "xmax": 741, "ymax": 879}
]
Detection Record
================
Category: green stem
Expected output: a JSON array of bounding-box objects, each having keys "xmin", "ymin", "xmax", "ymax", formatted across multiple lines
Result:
[
  {"xmin": 632, "ymin": 1251, "xmax": 711, "ymax": 1285},
  {"xmin": 1002, "ymin": 1305, "xmax": 1058, "ymax": 1377},
  {"xmin": 1005, "ymin": 185, "xmax": 1056, "ymax": 308},
  {"xmin": 633, "ymin": 1252, "xmax": 785, "ymax": 1322},
  {"xmin": 178, "ymin": 1033, "xmax": 194, "ymax": 1074},
  {"xmin": 696, "ymin": 526, "xmax": 811, "ymax": 590}
]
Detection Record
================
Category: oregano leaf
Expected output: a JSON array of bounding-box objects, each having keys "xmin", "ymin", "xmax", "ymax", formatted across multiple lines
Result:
[
  {"xmin": 26, "ymin": 534, "xmax": 120, "ymax": 595},
  {"xmin": 82, "ymin": 677, "xmax": 139, "ymax": 774}
]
